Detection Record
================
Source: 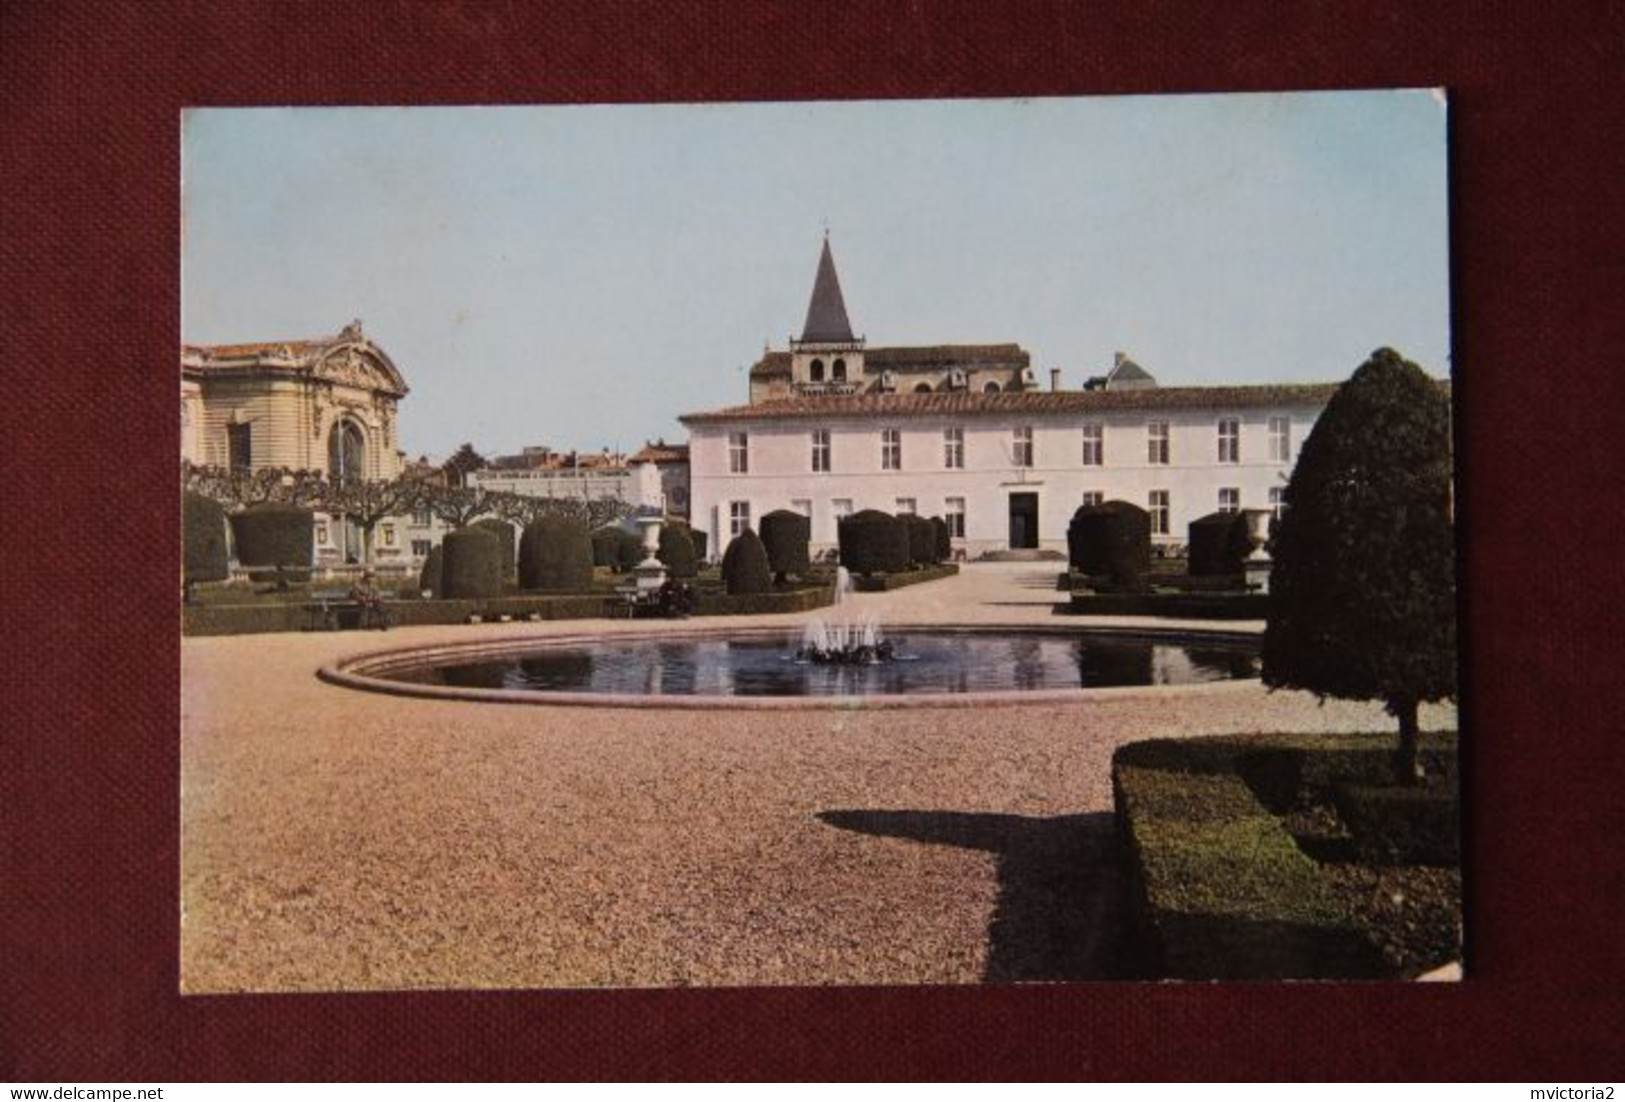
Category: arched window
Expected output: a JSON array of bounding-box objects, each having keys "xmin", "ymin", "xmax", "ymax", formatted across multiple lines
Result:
[
  {"xmin": 809, "ymin": 358, "xmax": 825, "ymax": 382},
  {"xmin": 983, "ymin": 381, "xmax": 1002, "ymax": 394},
  {"xmin": 328, "ymin": 419, "xmax": 367, "ymax": 483},
  {"xmin": 914, "ymin": 382, "xmax": 933, "ymax": 394},
  {"xmin": 832, "ymin": 358, "xmax": 847, "ymax": 382}
]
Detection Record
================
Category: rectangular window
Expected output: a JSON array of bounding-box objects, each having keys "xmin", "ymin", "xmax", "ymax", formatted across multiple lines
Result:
[
  {"xmin": 881, "ymin": 427, "xmax": 902, "ymax": 470},
  {"xmin": 1148, "ymin": 490, "xmax": 1170, "ymax": 536},
  {"xmin": 1269, "ymin": 416, "xmax": 1292, "ymax": 462},
  {"xmin": 315, "ymin": 521, "xmax": 330, "ymax": 546},
  {"xmin": 411, "ymin": 539, "xmax": 432, "ymax": 558},
  {"xmin": 1081, "ymin": 491, "xmax": 1103, "ymax": 507},
  {"xmin": 945, "ymin": 497, "xmax": 966, "ymax": 538},
  {"xmin": 1081, "ymin": 423, "xmax": 1104, "ymax": 466},
  {"xmin": 1269, "ymin": 486, "xmax": 1286, "ymax": 521},
  {"xmin": 791, "ymin": 498, "xmax": 812, "ymax": 518},
  {"xmin": 811, "ymin": 429, "xmax": 831, "ymax": 472},
  {"xmin": 729, "ymin": 500, "xmax": 751, "ymax": 538},
  {"xmin": 1218, "ymin": 487, "xmax": 1240, "ymax": 514},
  {"xmin": 895, "ymin": 497, "xmax": 917, "ymax": 515},
  {"xmin": 1147, "ymin": 421, "xmax": 1169, "ymax": 465},
  {"xmin": 412, "ymin": 507, "xmax": 433, "ymax": 527},
  {"xmin": 1012, "ymin": 426, "xmax": 1034, "ymax": 468},
  {"xmin": 227, "ymin": 422, "xmax": 252, "ymax": 470},
  {"xmin": 382, "ymin": 523, "xmax": 397, "ymax": 547},
  {"xmin": 943, "ymin": 426, "xmax": 964, "ymax": 469},
  {"xmin": 728, "ymin": 432, "xmax": 749, "ymax": 474},
  {"xmin": 1218, "ymin": 418, "xmax": 1240, "ymax": 464}
]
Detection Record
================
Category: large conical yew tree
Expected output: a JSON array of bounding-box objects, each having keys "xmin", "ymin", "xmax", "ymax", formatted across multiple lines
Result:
[{"xmin": 1262, "ymin": 347, "xmax": 1456, "ymax": 783}]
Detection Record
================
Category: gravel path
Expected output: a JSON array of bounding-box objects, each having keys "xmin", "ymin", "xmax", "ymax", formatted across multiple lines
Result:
[{"xmin": 181, "ymin": 563, "xmax": 1454, "ymax": 991}]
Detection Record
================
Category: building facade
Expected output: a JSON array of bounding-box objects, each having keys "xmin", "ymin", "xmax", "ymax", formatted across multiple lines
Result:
[{"xmin": 683, "ymin": 240, "xmax": 1338, "ymax": 559}]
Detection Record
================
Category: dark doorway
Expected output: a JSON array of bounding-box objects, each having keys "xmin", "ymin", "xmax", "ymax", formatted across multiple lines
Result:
[{"xmin": 1008, "ymin": 492, "xmax": 1039, "ymax": 549}]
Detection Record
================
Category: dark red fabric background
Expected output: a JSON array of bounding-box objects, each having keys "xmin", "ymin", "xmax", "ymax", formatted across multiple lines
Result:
[{"xmin": 4, "ymin": 0, "xmax": 1622, "ymax": 1081}]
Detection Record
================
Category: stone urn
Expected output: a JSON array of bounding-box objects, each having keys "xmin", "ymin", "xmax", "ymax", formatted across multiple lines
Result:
[
  {"xmin": 1241, "ymin": 508, "xmax": 1273, "ymax": 594},
  {"xmin": 633, "ymin": 514, "xmax": 668, "ymax": 592}
]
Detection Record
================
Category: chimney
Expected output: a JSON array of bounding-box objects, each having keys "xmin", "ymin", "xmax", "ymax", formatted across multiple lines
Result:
[
  {"xmin": 1114, "ymin": 351, "xmax": 1127, "ymax": 369},
  {"xmin": 1049, "ymin": 368, "xmax": 1062, "ymax": 392}
]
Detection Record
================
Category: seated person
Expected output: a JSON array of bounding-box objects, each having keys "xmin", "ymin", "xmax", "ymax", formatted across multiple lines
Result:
[{"xmin": 348, "ymin": 571, "xmax": 391, "ymax": 630}]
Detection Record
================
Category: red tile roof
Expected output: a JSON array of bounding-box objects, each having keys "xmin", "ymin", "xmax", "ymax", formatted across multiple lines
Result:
[
  {"xmin": 749, "ymin": 343, "xmax": 1028, "ymax": 378},
  {"xmin": 628, "ymin": 443, "xmax": 690, "ymax": 464},
  {"xmin": 681, "ymin": 382, "xmax": 1349, "ymax": 424}
]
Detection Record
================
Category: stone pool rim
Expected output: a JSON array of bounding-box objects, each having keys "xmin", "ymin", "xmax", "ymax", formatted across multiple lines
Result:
[{"xmin": 317, "ymin": 622, "xmax": 1264, "ymax": 710}]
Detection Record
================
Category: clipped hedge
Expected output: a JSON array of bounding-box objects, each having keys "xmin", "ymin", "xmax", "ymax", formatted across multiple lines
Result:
[
  {"xmin": 183, "ymin": 491, "xmax": 230, "ymax": 583},
  {"xmin": 902, "ymin": 514, "xmax": 937, "ymax": 566},
  {"xmin": 519, "ymin": 515, "xmax": 594, "ymax": 592},
  {"xmin": 931, "ymin": 516, "xmax": 951, "ymax": 563},
  {"xmin": 759, "ymin": 509, "xmax": 811, "ymax": 582},
  {"xmin": 1334, "ymin": 783, "xmax": 1460, "ymax": 866},
  {"xmin": 689, "ymin": 527, "xmax": 708, "ymax": 562},
  {"xmin": 230, "ymin": 504, "xmax": 314, "ymax": 568},
  {"xmin": 591, "ymin": 526, "xmax": 644, "ymax": 572},
  {"xmin": 1066, "ymin": 592, "xmax": 1269, "ymax": 619},
  {"xmin": 657, "ymin": 524, "xmax": 699, "ymax": 578},
  {"xmin": 693, "ymin": 585, "xmax": 832, "ymax": 617},
  {"xmin": 851, "ymin": 563, "xmax": 959, "ymax": 592},
  {"xmin": 838, "ymin": 509, "xmax": 909, "ymax": 576},
  {"xmin": 183, "ymin": 592, "xmax": 614, "ymax": 636},
  {"xmin": 418, "ymin": 545, "xmax": 443, "ymax": 596},
  {"xmin": 1188, "ymin": 511, "xmax": 1254, "ymax": 577},
  {"xmin": 1067, "ymin": 500, "xmax": 1150, "ymax": 590},
  {"xmin": 442, "ymin": 526, "xmax": 503, "ymax": 599},
  {"xmin": 472, "ymin": 517, "xmax": 518, "ymax": 582},
  {"xmin": 721, "ymin": 529, "xmax": 773, "ymax": 595}
]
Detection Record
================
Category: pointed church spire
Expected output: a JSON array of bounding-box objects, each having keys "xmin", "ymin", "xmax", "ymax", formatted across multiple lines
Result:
[{"xmin": 800, "ymin": 235, "xmax": 855, "ymax": 343}]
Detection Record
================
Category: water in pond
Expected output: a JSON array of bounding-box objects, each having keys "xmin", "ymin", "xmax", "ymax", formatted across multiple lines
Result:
[{"xmin": 383, "ymin": 631, "xmax": 1260, "ymax": 697}]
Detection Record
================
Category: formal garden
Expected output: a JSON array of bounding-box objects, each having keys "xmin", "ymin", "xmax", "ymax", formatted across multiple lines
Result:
[{"xmin": 181, "ymin": 467, "xmax": 959, "ymax": 636}]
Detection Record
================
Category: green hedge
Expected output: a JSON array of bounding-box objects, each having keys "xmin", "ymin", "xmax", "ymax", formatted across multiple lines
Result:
[
  {"xmin": 838, "ymin": 509, "xmax": 909, "ymax": 576},
  {"xmin": 591, "ymin": 526, "xmax": 643, "ymax": 572},
  {"xmin": 1188, "ymin": 511, "xmax": 1253, "ymax": 577},
  {"xmin": 1067, "ymin": 500, "xmax": 1150, "ymax": 590},
  {"xmin": 182, "ymin": 592, "xmax": 613, "ymax": 636},
  {"xmin": 519, "ymin": 516, "xmax": 594, "ymax": 592},
  {"xmin": 902, "ymin": 514, "xmax": 937, "ymax": 566},
  {"xmin": 418, "ymin": 545, "xmax": 443, "ymax": 596},
  {"xmin": 721, "ymin": 528, "xmax": 772, "ymax": 595},
  {"xmin": 472, "ymin": 517, "xmax": 518, "ymax": 582},
  {"xmin": 850, "ymin": 563, "xmax": 959, "ymax": 592},
  {"xmin": 230, "ymin": 504, "xmax": 314, "ymax": 568},
  {"xmin": 759, "ymin": 509, "xmax": 811, "ymax": 581},
  {"xmin": 183, "ymin": 492, "xmax": 230, "ymax": 583},
  {"xmin": 442, "ymin": 526, "xmax": 503, "ymax": 599},
  {"xmin": 692, "ymin": 586, "xmax": 832, "ymax": 617},
  {"xmin": 931, "ymin": 516, "xmax": 951, "ymax": 563},
  {"xmin": 1334, "ymin": 782, "xmax": 1460, "ymax": 866},
  {"xmin": 657, "ymin": 524, "xmax": 699, "ymax": 578}
]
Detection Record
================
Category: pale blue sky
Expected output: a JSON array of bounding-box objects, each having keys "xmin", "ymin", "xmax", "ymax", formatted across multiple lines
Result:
[{"xmin": 182, "ymin": 92, "xmax": 1449, "ymax": 460}]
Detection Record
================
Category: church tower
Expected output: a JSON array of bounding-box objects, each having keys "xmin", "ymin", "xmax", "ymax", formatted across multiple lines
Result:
[{"xmin": 790, "ymin": 234, "xmax": 866, "ymax": 393}]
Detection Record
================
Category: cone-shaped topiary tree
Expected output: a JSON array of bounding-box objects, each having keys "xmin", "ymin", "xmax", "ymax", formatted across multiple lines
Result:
[
  {"xmin": 441, "ymin": 526, "xmax": 503, "ymax": 599},
  {"xmin": 418, "ymin": 544, "xmax": 443, "ymax": 597},
  {"xmin": 838, "ymin": 510, "xmax": 908, "ymax": 576},
  {"xmin": 472, "ymin": 517, "xmax": 517, "ymax": 583},
  {"xmin": 518, "ymin": 515, "xmax": 594, "ymax": 592},
  {"xmin": 657, "ymin": 523, "xmax": 698, "ymax": 578},
  {"xmin": 759, "ymin": 509, "xmax": 811, "ymax": 584},
  {"xmin": 721, "ymin": 529, "xmax": 772, "ymax": 595},
  {"xmin": 183, "ymin": 491, "xmax": 230, "ymax": 584},
  {"xmin": 1262, "ymin": 348, "xmax": 1456, "ymax": 783}
]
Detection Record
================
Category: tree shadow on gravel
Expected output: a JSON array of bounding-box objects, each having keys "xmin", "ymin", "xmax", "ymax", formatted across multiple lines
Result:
[{"xmin": 816, "ymin": 809, "xmax": 1128, "ymax": 982}]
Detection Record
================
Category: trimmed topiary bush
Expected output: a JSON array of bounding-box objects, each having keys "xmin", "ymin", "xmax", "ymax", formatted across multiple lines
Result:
[
  {"xmin": 441, "ymin": 526, "xmax": 503, "ymax": 599},
  {"xmin": 689, "ymin": 527, "xmax": 708, "ymax": 563},
  {"xmin": 1188, "ymin": 511, "xmax": 1253, "ymax": 577},
  {"xmin": 418, "ymin": 544, "xmax": 443, "ymax": 596},
  {"xmin": 721, "ymin": 529, "xmax": 772, "ymax": 595},
  {"xmin": 657, "ymin": 523, "xmax": 698, "ymax": 578},
  {"xmin": 229, "ymin": 503, "xmax": 314, "ymax": 568},
  {"xmin": 183, "ymin": 491, "xmax": 230, "ymax": 583},
  {"xmin": 759, "ymin": 509, "xmax": 811, "ymax": 583},
  {"xmin": 838, "ymin": 509, "xmax": 909, "ymax": 576},
  {"xmin": 902, "ymin": 514, "xmax": 937, "ymax": 567},
  {"xmin": 591, "ymin": 526, "xmax": 644, "ymax": 572},
  {"xmin": 519, "ymin": 515, "xmax": 594, "ymax": 592},
  {"xmin": 931, "ymin": 516, "xmax": 951, "ymax": 563},
  {"xmin": 1263, "ymin": 347, "xmax": 1456, "ymax": 783},
  {"xmin": 1067, "ymin": 500, "xmax": 1151, "ymax": 591},
  {"xmin": 472, "ymin": 517, "xmax": 517, "ymax": 582}
]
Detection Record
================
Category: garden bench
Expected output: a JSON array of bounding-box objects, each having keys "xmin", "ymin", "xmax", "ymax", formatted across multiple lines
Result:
[{"xmin": 305, "ymin": 589, "xmax": 393, "ymax": 631}]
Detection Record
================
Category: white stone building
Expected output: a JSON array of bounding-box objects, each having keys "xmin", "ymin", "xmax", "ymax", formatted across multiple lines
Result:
[{"xmin": 681, "ymin": 239, "xmax": 1340, "ymax": 559}]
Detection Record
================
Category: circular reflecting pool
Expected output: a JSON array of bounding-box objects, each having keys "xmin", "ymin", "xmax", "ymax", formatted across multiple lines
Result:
[{"xmin": 370, "ymin": 629, "xmax": 1260, "ymax": 698}]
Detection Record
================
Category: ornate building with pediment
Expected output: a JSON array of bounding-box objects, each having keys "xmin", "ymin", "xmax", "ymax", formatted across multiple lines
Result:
[{"xmin": 181, "ymin": 319, "xmax": 408, "ymax": 482}]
